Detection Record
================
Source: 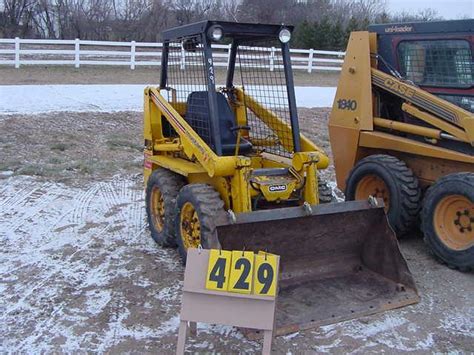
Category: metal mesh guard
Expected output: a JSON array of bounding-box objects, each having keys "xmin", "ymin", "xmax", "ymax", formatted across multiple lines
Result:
[
  {"xmin": 166, "ymin": 35, "xmax": 214, "ymax": 147},
  {"xmin": 237, "ymin": 40, "xmax": 294, "ymax": 158}
]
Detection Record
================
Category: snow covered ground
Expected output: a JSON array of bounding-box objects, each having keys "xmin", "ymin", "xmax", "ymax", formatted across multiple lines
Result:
[
  {"xmin": 1, "ymin": 175, "xmax": 473, "ymax": 352},
  {"xmin": 0, "ymin": 85, "xmax": 336, "ymax": 114}
]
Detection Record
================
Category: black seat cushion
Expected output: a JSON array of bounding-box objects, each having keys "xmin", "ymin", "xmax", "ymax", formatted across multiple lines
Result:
[{"xmin": 185, "ymin": 91, "xmax": 252, "ymax": 156}]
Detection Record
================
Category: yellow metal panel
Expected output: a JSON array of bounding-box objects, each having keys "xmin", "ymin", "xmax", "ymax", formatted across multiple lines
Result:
[
  {"xmin": 464, "ymin": 118, "xmax": 474, "ymax": 146},
  {"xmin": 329, "ymin": 125, "xmax": 361, "ymax": 190},
  {"xmin": 148, "ymin": 155, "xmax": 207, "ymax": 176},
  {"xmin": 329, "ymin": 32, "xmax": 373, "ymax": 131},
  {"xmin": 359, "ymin": 131, "xmax": 474, "ymax": 164},
  {"xmin": 230, "ymin": 165, "xmax": 252, "ymax": 213},
  {"xmin": 398, "ymin": 154, "xmax": 474, "ymax": 186},
  {"xmin": 328, "ymin": 32, "xmax": 373, "ymax": 191}
]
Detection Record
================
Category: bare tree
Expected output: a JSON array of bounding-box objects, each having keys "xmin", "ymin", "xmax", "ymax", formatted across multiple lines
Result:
[
  {"xmin": 0, "ymin": 0, "xmax": 445, "ymax": 46},
  {"xmin": 1, "ymin": 0, "xmax": 35, "ymax": 36}
]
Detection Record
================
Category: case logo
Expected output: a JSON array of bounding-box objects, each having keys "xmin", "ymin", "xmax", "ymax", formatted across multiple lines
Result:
[{"xmin": 383, "ymin": 78, "xmax": 415, "ymax": 98}]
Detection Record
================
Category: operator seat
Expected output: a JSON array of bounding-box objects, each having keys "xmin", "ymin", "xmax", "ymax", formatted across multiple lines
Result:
[{"xmin": 185, "ymin": 91, "xmax": 252, "ymax": 155}]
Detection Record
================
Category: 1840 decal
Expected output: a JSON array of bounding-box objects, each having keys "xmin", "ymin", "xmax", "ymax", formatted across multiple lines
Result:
[{"xmin": 337, "ymin": 99, "xmax": 357, "ymax": 111}]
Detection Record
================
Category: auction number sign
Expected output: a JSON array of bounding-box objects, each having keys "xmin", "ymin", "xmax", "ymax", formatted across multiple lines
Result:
[{"xmin": 205, "ymin": 249, "xmax": 278, "ymax": 296}]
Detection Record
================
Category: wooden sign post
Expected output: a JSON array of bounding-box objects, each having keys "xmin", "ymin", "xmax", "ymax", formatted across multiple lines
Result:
[{"xmin": 176, "ymin": 248, "xmax": 280, "ymax": 354}]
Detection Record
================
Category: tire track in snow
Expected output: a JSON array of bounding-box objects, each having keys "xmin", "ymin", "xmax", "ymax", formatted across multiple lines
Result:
[
  {"xmin": 0, "ymin": 182, "xmax": 62, "ymax": 244},
  {"xmin": 0, "ymin": 183, "xmax": 34, "ymax": 210},
  {"xmin": 1, "ymin": 176, "xmax": 182, "ymax": 352},
  {"xmin": 69, "ymin": 182, "xmax": 103, "ymax": 230},
  {"xmin": 0, "ymin": 182, "xmax": 99, "ymax": 277},
  {"xmin": 1, "ymin": 179, "xmax": 116, "ymax": 322},
  {"xmin": 11, "ymin": 224, "xmax": 113, "ymax": 353}
]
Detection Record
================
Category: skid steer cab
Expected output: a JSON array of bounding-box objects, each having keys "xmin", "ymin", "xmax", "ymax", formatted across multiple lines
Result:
[{"xmin": 143, "ymin": 21, "xmax": 418, "ymax": 336}]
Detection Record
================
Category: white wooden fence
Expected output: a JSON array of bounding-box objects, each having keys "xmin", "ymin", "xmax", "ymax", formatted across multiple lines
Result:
[{"xmin": 0, "ymin": 38, "xmax": 344, "ymax": 72}]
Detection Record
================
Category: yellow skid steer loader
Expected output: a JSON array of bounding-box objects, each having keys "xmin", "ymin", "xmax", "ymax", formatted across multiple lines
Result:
[{"xmin": 143, "ymin": 21, "xmax": 418, "ymax": 336}]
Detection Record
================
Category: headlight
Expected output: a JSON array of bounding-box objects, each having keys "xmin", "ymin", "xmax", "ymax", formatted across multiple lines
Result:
[
  {"xmin": 279, "ymin": 28, "xmax": 291, "ymax": 43},
  {"xmin": 208, "ymin": 26, "xmax": 224, "ymax": 42}
]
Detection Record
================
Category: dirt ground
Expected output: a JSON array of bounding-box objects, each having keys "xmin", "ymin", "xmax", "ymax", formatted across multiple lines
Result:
[
  {"xmin": 1, "ymin": 109, "xmax": 473, "ymax": 353},
  {"xmin": 0, "ymin": 66, "xmax": 340, "ymax": 87}
]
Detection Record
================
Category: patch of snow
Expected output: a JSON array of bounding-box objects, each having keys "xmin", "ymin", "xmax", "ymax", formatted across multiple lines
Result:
[
  {"xmin": 439, "ymin": 312, "xmax": 474, "ymax": 334},
  {"xmin": 328, "ymin": 180, "xmax": 344, "ymax": 202},
  {"xmin": 282, "ymin": 332, "xmax": 299, "ymax": 340},
  {"xmin": 0, "ymin": 85, "xmax": 336, "ymax": 115},
  {"xmin": 84, "ymin": 289, "xmax": 112, "ymax": 316},
  {"xmin": 0, "ymin": 170, "xmax": 14, "ymax": 177}
]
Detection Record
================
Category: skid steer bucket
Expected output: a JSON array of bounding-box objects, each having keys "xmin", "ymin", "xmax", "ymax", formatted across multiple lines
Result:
[{"xmin": 216, "ymin": 200, "xmax": 419, "ymax": 338}]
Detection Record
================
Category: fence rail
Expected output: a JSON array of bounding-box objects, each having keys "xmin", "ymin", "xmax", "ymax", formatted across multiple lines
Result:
[{"xmin": 0, "ymin": 38, "xmax": 345, "ymax": 72}]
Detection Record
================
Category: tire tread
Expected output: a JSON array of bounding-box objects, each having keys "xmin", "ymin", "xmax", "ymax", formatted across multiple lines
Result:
[
  {"xmin": 421, "ymin": 172, "xmax": 474, "ymax": 271},
  {"xmin": 346, "ymin": 154, "xmax": 422, "ymax": 235},
  {"xmin": 146, "ymin": 168, "xmax": 186, "ymax": 247}
]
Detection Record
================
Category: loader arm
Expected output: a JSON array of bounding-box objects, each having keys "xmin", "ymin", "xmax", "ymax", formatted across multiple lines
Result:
[
  {"xmin": 235, "ymin": 88, "xmax": 330, "ymax": 169},
  {"xmin": 371, "ymin": 68, "xmax": 474, "ymax": 145},
  {"xmin": 145, "ymin": 87, "xmax": 239, "ymax": 177}
]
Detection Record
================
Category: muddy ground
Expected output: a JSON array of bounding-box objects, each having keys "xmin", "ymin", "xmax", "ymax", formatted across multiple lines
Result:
[
  {"xmin": 0, "ymin": 66, "xmax": 339, "ymax": 87},
  {"xmin": 0, "ymin": 109, "xmax": 473, "ymax": 353}
]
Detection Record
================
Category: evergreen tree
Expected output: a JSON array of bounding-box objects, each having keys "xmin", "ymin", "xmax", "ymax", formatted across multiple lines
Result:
[
  {"xmin": 344, "ymin": 16, "xmax": 359, "ymax": 44},
  {"xmin": 329, "ymin": 21, "xmax": 345, "ymax": 50},
  {"xmin": 293, "ymin": 20, "xmax": 316, "ymax": 49},
  {"xmin": 317, "ymin": 17, "xmax": 332, "ymax": 50}
]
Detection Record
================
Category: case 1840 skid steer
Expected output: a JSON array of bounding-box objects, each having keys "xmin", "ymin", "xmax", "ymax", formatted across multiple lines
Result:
[
  {"xmin": 143, "ymin": 21, "xmax": 418, "ymax": 336},
  {"xmin": 329, "ymin": 20, "xmax": 473, "ymax": 271}
]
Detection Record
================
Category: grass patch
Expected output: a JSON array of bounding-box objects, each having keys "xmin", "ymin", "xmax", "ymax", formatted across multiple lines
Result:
[
  {"xmin": 106, "ymin": 135, "xmax": 142, "ymax": 151},
  {"xmin": 50, "ymin": 143, "xmax": 69, "ymax": 151},
  {"xmin": 48, "ymin": 157, "xmax": 63, "ymax": 164}
]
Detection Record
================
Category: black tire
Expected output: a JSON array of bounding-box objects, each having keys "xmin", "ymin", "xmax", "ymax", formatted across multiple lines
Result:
[
  {"xmin": 175, "ymin": 184, "xmax": 226, "ymax": 264},
  {"xmin": 421, "ymin": 172, "xmax": 474, "ymax": 271},
  {"xmin": 318, "ymin": 179, "xmax": 335, "ymax": 204},
  {"xmin": 345, "ymin": 154, "xmax": 422, "ymax": 236},
  {"xmin": 145, "ymin": 168, "xmax": 186, "ymax": 247}
]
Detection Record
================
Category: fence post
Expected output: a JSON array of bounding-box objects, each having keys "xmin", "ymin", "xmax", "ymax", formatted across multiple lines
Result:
[
  {"xmin": 307, "ymin": 48, "xmax": 314, "ymax": 73},
  {"xmin": 130, "ymin": 41, "xmax": 136, "ymax": 70},
  {"xmin": 180, "ymin": 45, "xmax": 185, "ymax": 70},
  {"xmin": 74, "ymin": 38, "xmax": 80, "ymax": 68},
  {"xmin": 269, "ymin": 46, "xmax": 275, "ymax": 71},
  {"xmin": 14, "ymin": 37, "xmax": 20, "ymax": 68}
]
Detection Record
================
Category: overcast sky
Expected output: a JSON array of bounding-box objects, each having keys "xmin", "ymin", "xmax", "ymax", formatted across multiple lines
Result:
[{"xmin": 388, "ymin": 0, "xmax": 474, "ymax": 19}]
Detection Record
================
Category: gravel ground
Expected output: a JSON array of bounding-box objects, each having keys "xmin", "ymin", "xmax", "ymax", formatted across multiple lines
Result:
[{"xmin": 1, "ymin": 110, "xmax": 473, "ymax": 353}]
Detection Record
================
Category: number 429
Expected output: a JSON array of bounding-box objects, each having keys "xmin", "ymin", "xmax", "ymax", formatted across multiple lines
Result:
[{"xmin": 205, "ymin": 249, "xmax": 277, "ymax": 297}]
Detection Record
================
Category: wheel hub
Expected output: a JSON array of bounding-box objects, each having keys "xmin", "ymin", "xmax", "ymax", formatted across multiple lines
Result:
[
  {"xmin": 454, "ymin": 210, "xmax": 473, "ymax": 233},
  {"xmin": 180, "ymin": 202, "xmax": 201, "ymax": 249},
  {"xmin": 434, "ymin": 195, "xmax": 474, "ymax": 250},
  {"xmin": 150, "ymin": 186, "xmax": 165, "ymax": 232},
  {"xmin": 355, "ymin": 175, "xmax": 390, "ymax": 212}
]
